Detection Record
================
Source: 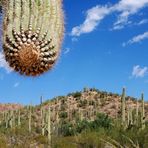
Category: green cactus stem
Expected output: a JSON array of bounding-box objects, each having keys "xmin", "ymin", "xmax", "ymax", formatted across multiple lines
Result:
[
  {"xmin": 18, "ymin": 109, "xmax": 21, "ymax": 126},
  {"xmin": 5, "ymin": 111, "xmax": 8, "ymax": 128},
  {"xmin": 3, "ymin": 0, "xmax": 64, "ymax": 76},
  {"xmin": 141, "ymin": 93, "xmax": 145, "ymax": 130},
  {"xmin": 40, "ymin": 96, "xmax": 43, "ymax": 105},
  {"xmin": 47, "ymin": 106, "xmax": 51, "ymax": 145},
  {"xmin": 127, "ymin": 105, "xmax": 130, "ymax": 126},
  {"xmin": 9, "ymin": 110, "xmax": 13, "ymax": 128},
  {"xmin": 121, "ymin": 87, "xmax": 126, "ymax": 125},
  {"xmin": 28, "ymin": 105, "xmax": 32, "ymax": 133},
  {"xmin": 129, "ymin": 108, "xmax": 133, "ymax": 126},
  {"xmin": 135, "ymin": 98, "xmax": 139, "ymax": 126},
  {"xmin": 41, "ymin": 108, "xmax": 45, "ymax": 136}
]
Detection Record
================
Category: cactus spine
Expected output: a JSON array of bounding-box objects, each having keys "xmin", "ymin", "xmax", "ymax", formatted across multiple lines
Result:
[
  {"xmin": 3, "ymin": 0, "xmax": 64, "ymax": 76},
  {"xmin": 121, "ymin": 88, "xmax": 126, "ymax": 125},
  {"xmin": 141, "ymin": 93, "xmax": 145, "ymax": 130}
]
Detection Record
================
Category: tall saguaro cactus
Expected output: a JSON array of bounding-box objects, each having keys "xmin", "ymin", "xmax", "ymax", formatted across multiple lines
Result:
[
  {"xmin": 18, "ymin": 109, "xmax": 21, "ymax": 126},
  {"xmin": 135, "ymin": 98, "xmax": 139, "ymax": 126},
  {"xmin": 141, "ymin": 93, "xmax": 145, "ymax": 130},
  {"xmin": 2, "ymin": 0, "xmax": 64, "ymax": 76},
  {"xmin": 121, "ymin": 87, "xmax": 126, "ymax": 125},
  {"xmin": 47, "ymin": 106, "xmax": 51, "ymax": 146},
  {"xmin": 41, "ymin": 108, "xmax": 45, "ymax": 136},
  {"xmin": 28, "ymin": 105, "xmax": 32, "ymax": 133},
  {"xmin": 9, "ymin": 110, "xmax": 14, "ymax": 128}
]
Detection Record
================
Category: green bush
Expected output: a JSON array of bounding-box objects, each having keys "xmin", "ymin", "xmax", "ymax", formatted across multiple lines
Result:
[
  {"xmin": 59, "ymin": 112, "xmax": 68, "ymax": 119},
  {"xmin": 72, "ymin": 92, "xmax": 82, "ymax": 98}
]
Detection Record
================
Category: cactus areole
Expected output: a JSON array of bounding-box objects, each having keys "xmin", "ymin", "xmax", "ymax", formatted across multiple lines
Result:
[{"xmin": 3, "ymin": 0, "xmax": 64, "ymax": 76}]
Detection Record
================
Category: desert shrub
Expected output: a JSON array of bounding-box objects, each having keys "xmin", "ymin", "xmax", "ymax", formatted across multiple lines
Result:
[
  {"xmin": 60, "ymin": 105, "xmax": 66, "ymax": 111},
  {"xmin": 53, "ymin": 137, "xmax": 77, "ymax": 148},
  {"xmin": 89, "ymin": 113, "xmax": 112, "ymax": 130},
  {"xmin": 89, "ymin": 100, "xmax": 95, "ymax": 106},
  {"xmin": 59, "ymin": 112, "xmax": 68, "ymax": 119},
  {"xmin": 34, "ymin": 135, "xmax": 48, "ymax": 144},
  {"xmin": 76, "ymin": 119, "xmax": 90, "ymax": 133},
  {"xmin": 79, "ymin": 99, "xmax": 88, "ymax": 107},
  {"xmin": 60, "ymin": 123, "xmax": 75, "ymax": 136},
  {"xmin": 0, "ymin": 136, "xmax": 7, "ymax": 148},
  {"xmin": 72, "ymin": 92, "xmax": 82, "ymax": 98}
]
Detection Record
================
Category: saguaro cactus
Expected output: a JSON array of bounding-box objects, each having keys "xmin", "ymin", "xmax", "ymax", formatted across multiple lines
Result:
[
  {"xmin": 2, "ymin": 0, "xmax": 64, "ymax": 76},
  {"xmin": 5, "ymin": 111, "xmax": 9, "ymax": 128},
  {"xmin": 141, "ymin": 93, "xmax": 145, "ymax": 130},
  {"xmin": 127, "ymin": 105, "xmax": 130, "ymax": 126},
  {"xmin": 121, "ymin": 87, "xmax": 126, "ymax": 124},
  {"xmin": 47, "ymin": 106, "xmax": 51, "ymax": 145},
  {"xmin": 135, "ymin": 98, "xmax": 139, "ymax": 126},
  {"xmin": 18, "ymin": 109, "xmax": 21, "ymax": 126},
  {"xmin": 28, "ymin": 105, "xmax": 32, "ymax": 133},
  {"xmin": 9, "ymin": 110, "xmax": 13, "ymax": 128},
  {"xmin": 41, "ymin": 108, "xmax": 45, "ymax": 136},
  {"xmin": 129, "ymin": 108, "xmax": 133, "ymax": 126}
]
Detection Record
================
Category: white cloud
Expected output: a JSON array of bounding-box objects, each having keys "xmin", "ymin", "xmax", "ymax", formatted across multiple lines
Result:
[
  {"xmin": 132, "ymin": 65, "xmax": 148, "ymax": 78},
  {"xmin": 14, "ymin": 82, "xmax": 20, "ymax": 88},
  {"xmin": 0, "ymin": 52, "xmax": 13, "ymax": 73},
  {"xmin": 113, "ymin": 0, "xmax": 148, "ymax": 30},
  {"xmin": 137, "ymin": 19, "xmax": 148, "ymax": 25},
  {"xmin": 71, "ymin": 5, "xmax": 111, "ymax": 36},
  {"xmin": 123, "ymin": 31, "xmax": 148, "ymax": 46},
  {"xmin": 71, "ymin": 0, "xmax": 148, "ymax": 36},
  {"xmin": 64, "ymin": 48, "xmax": 70, "ymax": 54},
  {"xmin": 71, "ymin": 37, "xmax": 78, "ymax": 42}
]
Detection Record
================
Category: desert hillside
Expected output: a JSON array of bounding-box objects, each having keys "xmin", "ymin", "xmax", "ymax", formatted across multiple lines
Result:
[
  {"xmin": 42, "ymin": 88, "xmax": 148, "ymax": 121},
  {"xmin": 0, "ymin": 88, "xmax": 148, "ymax": 148}
]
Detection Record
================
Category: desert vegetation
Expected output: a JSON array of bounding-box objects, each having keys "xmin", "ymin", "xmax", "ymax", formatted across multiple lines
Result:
[{"xmin": 0, "ymin": 88, "xmax": 148, "ymax": 147}]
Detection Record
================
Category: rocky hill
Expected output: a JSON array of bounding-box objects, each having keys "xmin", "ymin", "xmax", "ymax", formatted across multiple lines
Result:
[
  {"xmin": 0, "ymin": 88, "xmax": 148, "ymax": 147},
  {"xmin": 0, "ymin": 103, "xmax": 23, "ymax": 112},
  {"xmin": 42, "ymin": 88, "xmax": 148, "ymax": 121}
]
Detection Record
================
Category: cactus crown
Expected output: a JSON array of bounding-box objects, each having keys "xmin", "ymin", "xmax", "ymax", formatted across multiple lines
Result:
[{"xmin": 3, "ymin": 0, "xmax": 64, "ymax": 76}]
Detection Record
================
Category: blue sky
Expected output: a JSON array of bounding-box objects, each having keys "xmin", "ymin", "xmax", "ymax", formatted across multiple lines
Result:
[{"xmin": 0, "ymin": 0, "xmax": 148, "ymax": 105}]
